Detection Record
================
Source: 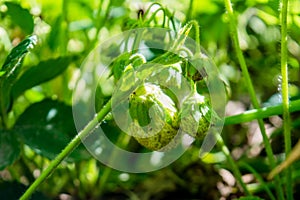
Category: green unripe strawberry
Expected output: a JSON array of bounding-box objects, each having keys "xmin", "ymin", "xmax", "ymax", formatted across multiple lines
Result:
[
  {"xmin": 133, "ymin": 122, "xmax": 178, "ymax": 151},
  {"xmin": 128, "ymin": 83, "xmax": 179, "ymax": 151},
  {"xmin": 179, "ymin": 91, "xmax": 211, "ymax": 140}
]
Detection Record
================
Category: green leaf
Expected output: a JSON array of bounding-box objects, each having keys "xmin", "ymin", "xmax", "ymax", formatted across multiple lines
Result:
[
  {"xmin": 14, "ymin": 99, "xmax": 90, "ymax": 161},
  {"xmin": 110, "ymin": 52, "xmax": 131, "ymax": 80},
  {"xmin": 0, "ymin": 181, "xmax": 49, "ymax": 200},
  {"xmin": 0, "ymin": 130, "xmax": 21, "ymax": 170},
  {"xmin": 0, "ymin": 35, "xmax": 37, "ymax": 114},
  {"xmin": 47, "ymin": 16, "xmax": 64, "ymax": 51},
  {"xmin": 12, "ymin": 56, "xmax": 76, "ymax": 99},
  {"xmin": 1, "ymin": 35, "xmax": 37, "ymax": 71},
  {"xmin": 4, "ymin": 2, "xmax": 34, "ymax": 35}
]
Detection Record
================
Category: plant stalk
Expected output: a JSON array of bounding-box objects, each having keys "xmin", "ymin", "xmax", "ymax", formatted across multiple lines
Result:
[
  {"xmin": 280, "ymin": 0, "xmax": 293, "ymax": 199},
  {"xmin": 185, "ymin": 0, "xmax": 194, "ymax": 23},
  {"xmin": 224, "ymin": 99, "xmax": 300, "ymax": 125},
  {"xmin": 240, "ymin": 162, "xmax": 276, "ymax": 200},
  {"xmin": 20, "ymin": 99, "xmax": 112, "ymax": 200},
  {"xmin": 188, "ymin": 20, "xmax": 201, "ymax": 54},
  {"xmin": 223, "ymin": 0, "xmax": 285, "ymax": 198}
]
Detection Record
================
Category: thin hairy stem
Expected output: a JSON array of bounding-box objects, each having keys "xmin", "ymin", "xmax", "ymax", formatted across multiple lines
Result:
[
  {"xmin": 280, "ymin": 0, "xmax": 293, "ymax": 199},
  {"xmin": 224, "ymin": 99, "xmax": 300, "ymax": 125},
  {"xmin": 20, "ymin": 100, "xmax": 112, "ymax": 200},
  {"xmin": 223, "ymin": 0, "xmax": 285, "ymax": 198}
]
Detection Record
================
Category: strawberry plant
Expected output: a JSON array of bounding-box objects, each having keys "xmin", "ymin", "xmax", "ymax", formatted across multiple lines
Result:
[{"xmin": 0, "ymin": 1, "xmax": 300, "ymax": 200}]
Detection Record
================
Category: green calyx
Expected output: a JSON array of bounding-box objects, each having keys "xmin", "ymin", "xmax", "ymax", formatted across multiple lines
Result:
[{"xmin": 179, "ymin": 91, "xmax": 211, "ymax": 140}]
